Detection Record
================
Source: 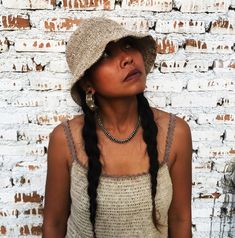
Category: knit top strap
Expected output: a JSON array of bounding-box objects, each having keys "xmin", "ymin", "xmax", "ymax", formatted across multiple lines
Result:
[
  {"xmin": 62, "ymin": 120, "xmax": 78, "ymax": 163},
  {"xmin": 163, "ymin": 113, "xmax": 176, "ymax": 164}
]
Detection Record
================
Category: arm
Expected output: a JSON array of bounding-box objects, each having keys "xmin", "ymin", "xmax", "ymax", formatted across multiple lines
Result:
[
  {"xmin": 42, "ymin": 124, "xmax": 71, "ymax": 238},
  {"xmin": 168, "ymin": 117, "xmax": 192, "ymax": 238}
]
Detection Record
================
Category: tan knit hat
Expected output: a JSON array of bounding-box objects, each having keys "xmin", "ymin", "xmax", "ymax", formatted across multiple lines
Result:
[{"xmin": 66, "ymin": 17, "xmax": 156, "ymax": 104}]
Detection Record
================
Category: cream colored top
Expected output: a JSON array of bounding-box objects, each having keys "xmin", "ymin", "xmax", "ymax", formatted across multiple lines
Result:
[{"xmin": 63, "ymin": 113, "xmax": 176, "ymax": 238}]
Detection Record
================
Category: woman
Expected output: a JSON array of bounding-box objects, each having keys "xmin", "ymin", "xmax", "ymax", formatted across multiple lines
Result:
[{"xmin": 42, "ymin": 17, "xmax": 192, "ymax": 238}]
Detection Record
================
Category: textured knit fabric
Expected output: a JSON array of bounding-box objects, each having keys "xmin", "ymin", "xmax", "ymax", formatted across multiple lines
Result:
[
  {"xmin": 65, "ymin": 17, "xmax": 156, "ymax": 105},
  {"xmin": 63, "ymin": 113, "xmax": 176, "ymax": 238}
]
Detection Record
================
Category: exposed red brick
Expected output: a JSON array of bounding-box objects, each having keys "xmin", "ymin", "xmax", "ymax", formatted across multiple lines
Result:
[
  {"xmin": 15, "ymin": 193, "xmax": 22, "ymax": 202},
  {"xmin": 156, "ymin": 38, "xmax": 177, "ymax": 54},
  {"xmin": 229, "ymin": 149, "xmax": 235, "ymax": 154},
  {"xmin": 20, "ymin": 225, "xmax": 30, "ymax": 235},
  {"xmin": 212, "ymin": 192, "xmax": 221, "ymax": 198},
  {"xmin": 62, "ymin": 0, "xmax": 111, "ymax": 9},
  {"xmin": 1, "ymin": 15, "xmax": 30, "ymax": 30},
  {"xmin": 0, "ymin": 226, "xmax": 6, "ymax": 235},
  {"xmin": 228, "ymin": 62, "xmax": 235, "ymax": 68},
  {"xmin": 31, "ymin": 225, "xmax": 42, "ymax": 235},
  {"xmin": 15, "ymin": 192, "xmax": 43, "ymax": 203},
  {"xmin": 23, "ymin": 191, "xmax": 43, "ymax": 203},
  {"xmin": 216, "ymin": 114, "xmax": 234, "ymax": 121},
  {"xmin": 186, "ymin": 39, "xmax": 197, "ymax": 47},
  {"xmin": 28, "ymin": 165, "xmax": 39, "ymax": 170},
  {"xmin": 212, "ymin": 19, "xmax": 229, "ymax": 28}
]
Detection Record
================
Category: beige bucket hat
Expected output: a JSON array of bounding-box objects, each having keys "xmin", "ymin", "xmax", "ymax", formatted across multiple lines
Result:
[{"xmin": 65, "ymin": 17, "xmax": 156, "ymax": 105}]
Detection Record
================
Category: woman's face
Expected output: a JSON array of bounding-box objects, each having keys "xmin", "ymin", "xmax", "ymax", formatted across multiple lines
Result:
[{"xmin": 87, "ymin": 37, "xmax": 146, "ymax": 101}]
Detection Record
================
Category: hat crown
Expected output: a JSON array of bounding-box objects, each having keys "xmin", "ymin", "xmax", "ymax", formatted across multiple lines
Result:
[{"xmin": 65, "ymin": 17, "xmax": 157, "ymax": 105}]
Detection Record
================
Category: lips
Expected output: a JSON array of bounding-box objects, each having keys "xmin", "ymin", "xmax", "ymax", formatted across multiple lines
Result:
[{"xmin": 124, "ymin": 68, "xmax": 141, "ymax": 81}]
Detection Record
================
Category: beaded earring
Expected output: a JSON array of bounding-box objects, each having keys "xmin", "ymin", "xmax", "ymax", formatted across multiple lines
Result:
[{"xmin": 86, "ymin": 89, "xmax": 97, "ymax": 111}]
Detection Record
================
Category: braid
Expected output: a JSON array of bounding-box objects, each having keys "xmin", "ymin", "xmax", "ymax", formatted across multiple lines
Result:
[
  {"xmin": 76, "ymin": 84, "xmax": 101, "ymax": 238},
  {"xmin": 137, "ymin": 92, "xmax": 159, "ymax": 228}
]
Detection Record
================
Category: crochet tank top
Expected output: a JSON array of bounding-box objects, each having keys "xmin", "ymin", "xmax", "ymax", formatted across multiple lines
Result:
[{"xmin": 63, "ymin": 113, "xmax": 176, "ymax": 238}]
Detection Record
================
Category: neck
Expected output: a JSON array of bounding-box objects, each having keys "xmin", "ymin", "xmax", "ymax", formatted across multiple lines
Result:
[{"xmin": 96, "ymin": 95, "xmax": 139, "ymax": 132}]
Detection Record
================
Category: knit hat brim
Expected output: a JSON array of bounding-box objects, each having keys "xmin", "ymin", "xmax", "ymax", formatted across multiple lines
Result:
[{"xmin": 66, "ymin": 18, "xmax": 156, "ymax": 105}]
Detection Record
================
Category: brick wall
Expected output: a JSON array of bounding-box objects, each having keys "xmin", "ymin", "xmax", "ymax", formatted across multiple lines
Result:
[{"xmin": 0, "ymin": 0, "xmax": 234, "ymax": 237}]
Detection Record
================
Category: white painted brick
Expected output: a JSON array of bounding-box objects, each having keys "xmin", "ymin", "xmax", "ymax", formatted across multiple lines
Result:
[
  {"xmin": 226, "ymin": 129, "xmax": 235, "ymax": 141},
  {"xmin": 198, "ymin": 145, "xmax": 235, "ymax": 158},
  {"xmin": 192, "ymin": 217, "xmax": 233, "ymax": 232},
  {"xmin": 10, "ymin": 92, "xmax": 60, "ymax": 108},
  {"xmin": 0, "ymin": 173, "xmax": 12, "ymax": 188},
  {"xmin": 160, "ymin": 60, "xmax": 210, "ymax": 73},
  {"xmin": 213, "ymin": 59, "xmax": 235, "ymax": 71},
  {"xmin": 29, "ymin": 72, "xmax": 70, "ymax": 91},
  {"xmin": 232, "ymin": 0, "xmax": 235, "ymax": 7},
  {"xmin": 171, "ymin": 93, "xmax": 217, "ymax": 107},
  {"xmin": 192, "ymin": 161, "xmax": 213, "ymax": 173},
  {"xmin": 0, "ymin": 145, "xmax": 46, "ymax": 157},
  {"xmin": 2, "ymin": 0, "xmax": 55, "ymax": 9},
  {"xmin": 177, "ymin": 0, "xmax": 230, "ymax": 13},
  {"xmin": 192, "ymin": 172, "xmax": 222, "ymax": 187},
  {"xmin": 0, "ymin": 145, "xmax": 26, "ymax": 156},
  {"xmin": 17, "ymin": 127, "xmax": 52, "ymax": 142},
  {"xmin": 145, "ymin": 92, "xmax": 166, "ymax": 108},
  {"xmin": 25, "ymin": 145, "xmax": 46, "ymax": 156},
  {"xmin": 155, "ymin": 19, "xmax": 205, "ymax": 34},
  {"xmin": 197, "ymin": 114, "xmax": 235, "ymax": 125},
  {"xmin": 0, "ymin": 37, "xmax": 9, "ymax": 52},
  {"xmin": 218, "ymin": 95, "xmax": 235, "ymax": 107},
  {"xmin": 187, "ymin": 78, "xmax": 235, "ymax": 91},
  {"xmin": 0, "ymin": 112, "xmax": 28, "ymax": 124},
  {"xmin": 185, "ymin": 39, "xmax": 234, "ymax": 54},
  {"xmin": 0, "ymin": 128, "xmax": 17, "ymax": 141},
  {"xmin": 15, "ymin": 39, "xmax": 66, "ymax": 52},
  {"xmin": 0, "ymin": 78, "xmax": 27, "ymax": 91},
  {"xmin": 2, "ymin": 155, "xmax": 46, "ymax": 171},
  {"xmin": 12, "ymin": 161, "xmax": 45, "ymax": 173},
  {"xmin": 146, "ymin": 78, "xmax": 184, "ymax": 92},
  {"xmin": 36, "ymin": 112, "xmax": 74, "ymax": 125},
  {"xmin": 191, "ymin": 129, "xmax": 224, "ymax": 141},
  {"xmin": 110, "ymin": 17, "xmax": 149, "ymax": 32},
  {"xmin": 193, "ymin": 207, "xmax": 213, "ymax": 218},
  {"xmin": 0, "ymin": 189, "xmax": 17, "ymax": 203},
  {"xmin": 213, "ymin": 161, "xmax": 234, "ymax": 173},
  {"xmin": 122, "ymin": 0, "xmax": 172, "ymax": 11},
  {"xmin": 49, "ymin": 59, "xmax": 69, "ymax": 73},
  {"xmin": 0, "ymin": 57, "xmax": 47, "ymax": 72}
]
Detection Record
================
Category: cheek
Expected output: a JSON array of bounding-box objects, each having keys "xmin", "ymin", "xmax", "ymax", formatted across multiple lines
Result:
[{"xmin": 89, "ymin": 68, "xmax": 113, "ymax": 94}]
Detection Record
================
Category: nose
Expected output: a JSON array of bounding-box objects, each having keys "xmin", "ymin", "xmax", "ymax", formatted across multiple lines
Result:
[{"xmin": 119, "ymin": 51, "xmax": 134, "ymax": 68}]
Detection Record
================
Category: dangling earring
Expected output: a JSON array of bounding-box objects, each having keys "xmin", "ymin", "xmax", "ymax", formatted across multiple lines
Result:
[{"xmin": 86, "ymin": 89, "xmax": 97, "ymax": 111}]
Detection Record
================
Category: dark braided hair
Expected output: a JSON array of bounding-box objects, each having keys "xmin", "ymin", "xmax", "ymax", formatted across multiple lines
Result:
[
  {"xmin": 76, "ymin": 82, "xmax": 159, "ymax": 237},
  {"xmin": 76, "ymin": 84, "xmax": 102, "ymax": 238},
  {"xmin": 137, "ymin": 93, "xmax": 159, "ymax": 227}
]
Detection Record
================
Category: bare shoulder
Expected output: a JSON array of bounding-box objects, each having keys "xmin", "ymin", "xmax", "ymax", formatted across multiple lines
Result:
[
  {"xmin": 48, "ymin": 114, "xmax": 84, "ymax": 165},
  {"xmin": 173, "ymin": 115, "xmax": 192, "ymax": 153},
  {"xmin": 151, "ymin": 107, "xmax": 172, "ymax": 128},
  {"xmin": 152, "ymin": 107, "xmax": 191, "ymax": 138},
  {"xmin": 151, "ymin": 108, "xmax": 192, "ymax": 165}
]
